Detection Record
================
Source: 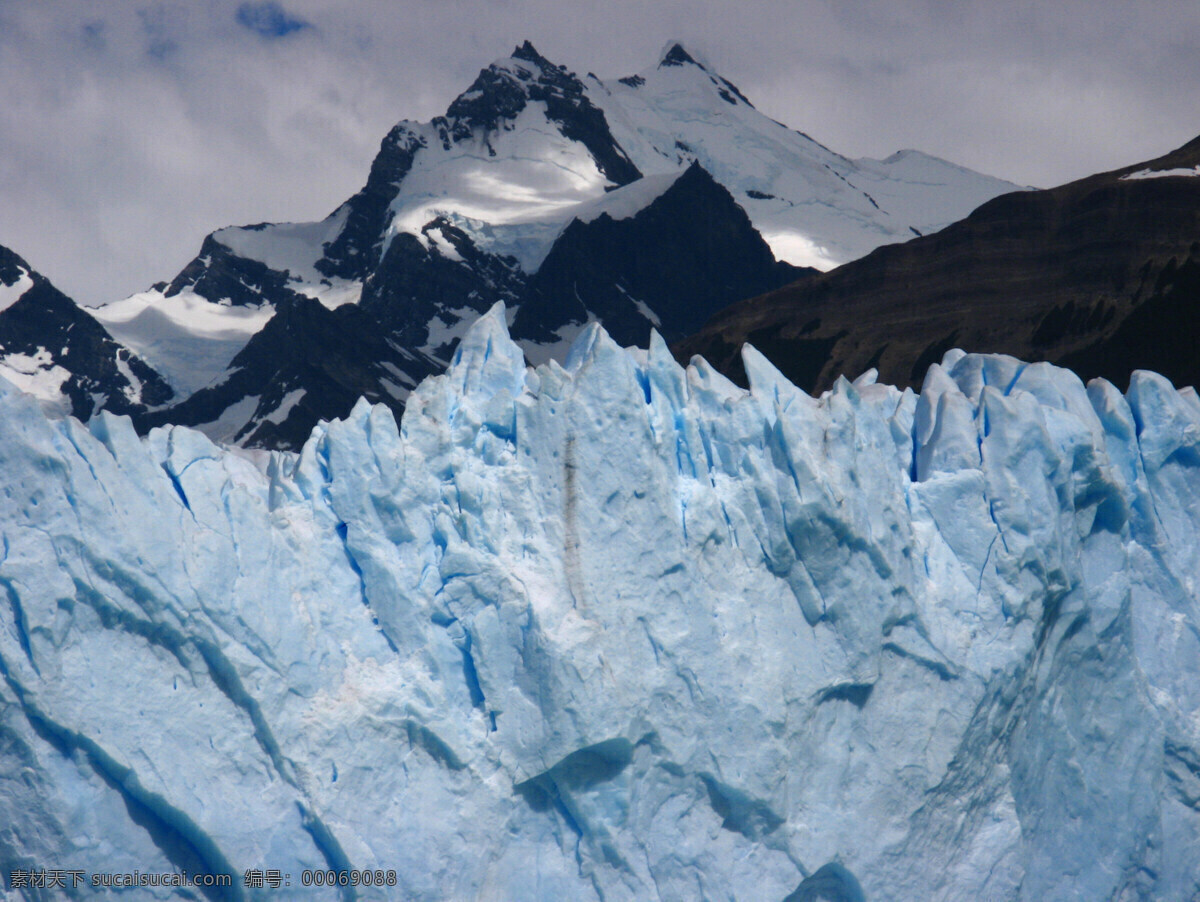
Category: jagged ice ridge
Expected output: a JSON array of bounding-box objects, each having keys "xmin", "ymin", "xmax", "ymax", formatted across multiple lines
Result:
[{"xmin": 1, "ymin": 306, "xmax": 1198, "ymax": 900}]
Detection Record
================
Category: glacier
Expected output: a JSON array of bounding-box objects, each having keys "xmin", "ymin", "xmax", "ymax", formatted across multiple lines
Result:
[{"xmin": 1, "ymin": 305, "xmax": 1199, "ymax": 900}]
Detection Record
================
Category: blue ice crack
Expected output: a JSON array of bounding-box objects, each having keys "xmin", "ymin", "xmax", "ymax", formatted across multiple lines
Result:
[
  {"xmin": 0, "ymin": 653, "xmax": 243, "ymax": 900},
  {"xmin": 334, "ymin": 521, "xmax": 399, "ymax": 654}
]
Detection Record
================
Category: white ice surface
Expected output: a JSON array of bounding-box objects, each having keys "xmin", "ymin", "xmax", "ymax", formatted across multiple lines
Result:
[{"xmin": 1, "ymin": 308, "xmax": 1198, "ymax": 900}]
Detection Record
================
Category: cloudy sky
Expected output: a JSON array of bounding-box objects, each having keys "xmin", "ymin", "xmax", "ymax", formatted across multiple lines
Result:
[{"xmin": 2, "ymin": 0, "xmax": 1197, "ymax": 306}]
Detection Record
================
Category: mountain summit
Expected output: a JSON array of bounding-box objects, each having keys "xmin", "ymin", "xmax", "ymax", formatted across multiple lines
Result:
[{"xmin": 658, "ymin": 42, "xmax": 704, "ymax": 68}]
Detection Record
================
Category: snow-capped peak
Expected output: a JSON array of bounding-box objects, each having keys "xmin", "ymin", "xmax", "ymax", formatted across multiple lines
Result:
[
  {"xmin": 80, "ymin": 42, "xmax": 1018, "ymax": 451},
  {"xmin": 592, "ymin": 52, "xmax": 1018, "ymax": 269},
  {"xmin": 429, "ymin": 41, "xmax": 639, "ymax": 192}
]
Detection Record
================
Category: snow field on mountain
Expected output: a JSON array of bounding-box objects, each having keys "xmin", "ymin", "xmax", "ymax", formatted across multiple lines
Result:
[
  {"xmin": 1, "ymin": 306, "xmax": 1197, "ymax": 899},
  {"xmin": 852, "ymin": 149, "xmax": 1031, "ymax": 233},
  {"xmin": 213, "ymin": 215, "xmax": 364, "ymax": 312},
  {"xmin": 589, "ymin": 56, "xmax": 1020, "ymax": 270},
  {"xmin": 90, "ymin": 287, "xmax": 277, "ymax": 395},
  {"xmin": 383, "ymin": 102, "xmax": 612, "ymax": 272},
  {"xmin": 70, "ymin": 42, "xmax": 1019, "ymax": 438}
]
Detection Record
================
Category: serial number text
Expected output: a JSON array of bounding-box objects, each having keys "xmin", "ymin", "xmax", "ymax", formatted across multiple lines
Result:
[{"xmin": 301, "ymin": 869, "xmax": 398, "ymax": 887}]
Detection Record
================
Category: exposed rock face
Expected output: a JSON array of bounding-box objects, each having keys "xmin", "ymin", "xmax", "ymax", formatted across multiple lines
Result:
[
  {"xmin": 438, "ymin": 40, "xmax": 641, "ymax": 187},
  {"xmin": 166, "ymin": 231, "xmax": 308, "ymax": 308},
  {"xmin": 316, "ymin": 123, "xmax": 428, "ymax": 282},
  {"xmin": 358, "ymin": 218, "xmax": 525, "ymax": 351},
  {"xmin": 127, "ymin": 159, "xmax": 804, "ymax": 450},
  {"xmin": 514, "ymin": 163, "xmax": 808, "ymax": 348},
  {"xmin": 676, "ymin": 135, "xmax": 1200, "ymax": 394}
]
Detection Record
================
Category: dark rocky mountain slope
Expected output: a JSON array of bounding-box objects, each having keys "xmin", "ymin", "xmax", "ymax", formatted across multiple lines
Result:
[
  {"xmin": 134, "ymin": 296, "xmax": 441, "ymax": 449},
  {"xmin": 514, "ymin": 163, "xmax": 805, "ymax": 349},
  {"xmin": 676, "ymin": 135, "xmax": 1200, "ymax": 393}
]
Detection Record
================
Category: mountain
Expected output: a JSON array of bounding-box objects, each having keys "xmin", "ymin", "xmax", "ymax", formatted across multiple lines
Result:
[
  {"xmin": 676, "ymin": 134, "xmax": 1200, "ymax": 395},
  {"xmin": 2, "ymin": 309, "xmax": 1198, "ymax": 899},
  {"xmin": 0, "ymin": 244, "xmax": 174, "ymax": 418},
  {"xmin": 78, "ymin": 40, "xmax": 1014, "ymax": 450},
  {"xmin": 133, "ymin": 296, "xmax": 442, "ymax": 449},
  {"xmin": 587, "ymin": 43, "xmax": 1021, "ymax": 269}
]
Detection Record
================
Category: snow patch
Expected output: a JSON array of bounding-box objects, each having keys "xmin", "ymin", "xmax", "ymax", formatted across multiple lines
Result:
[
  {"xmin": 112, "ymin": 348, "xmax": 143, "ymax": 404},
  {"xmin": 0, "ymin": 347, "xmax": 71, "ymax": 411},
  {"xmin": 379, "ymin": 361, "xmax": 417, "ymax": 388},
  {"xmin": 0, "ymin": 268, "xmax": 33, "ymax": 313},
  {"xmin": 262, "ymin": 388, "xmax": 305, "ymax": 426},
  {"xmin": 191, "ymin": 393, "xmax": 260, "ymax": 442},
  {"xmin": 423, "ymin": 227, "xmax": 464, "ymax": 263},
  {"xmin": 212, "ymin": 210, "xmax": 362, "ymax": 310},
  {"xmin": 760, "ymin": 229, "xmax": 840, "ymax": 271},
  {"xmin": 629, "ymin": 293, "xmax": 662, "ymax": 329},
  {"xmin": 380, "ymin": 378, "xmax": 409, "ymax": 400},
  {"xmin": 1121, "ymin": 165, "xmax": 1200, "ymax": 180}
]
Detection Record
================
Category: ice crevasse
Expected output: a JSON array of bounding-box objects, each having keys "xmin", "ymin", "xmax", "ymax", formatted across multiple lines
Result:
[{"xmin": 0, "ymin": 303, "xmax": 1199, "ymax": 900}]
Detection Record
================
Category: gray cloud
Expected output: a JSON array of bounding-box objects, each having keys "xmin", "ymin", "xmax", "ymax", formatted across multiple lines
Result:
[
  {"xmin": 235, "ymin": 2, "xmax": 312, "ymax": 39},
  {"xmin": 1, "ymin": 0, "xmax": 1196, "ymax": 306}
]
